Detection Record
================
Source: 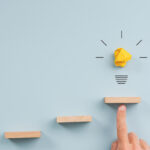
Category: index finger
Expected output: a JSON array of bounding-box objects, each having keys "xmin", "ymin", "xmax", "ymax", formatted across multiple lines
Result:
[{"xmin": 117, "ymin": 105, "xmax": 129, "ymax": 144}]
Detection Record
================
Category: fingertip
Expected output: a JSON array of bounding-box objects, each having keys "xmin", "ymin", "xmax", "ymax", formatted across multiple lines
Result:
[{"xmin": 118, "ymin": 105, "xmax": 126, "ymax": 112}]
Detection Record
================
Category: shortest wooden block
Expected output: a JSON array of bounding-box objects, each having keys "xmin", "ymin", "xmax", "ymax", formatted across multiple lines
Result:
[
  {"xmin": 57, "ymin": 116, "xmax": 92, "ymax": 123},
  {"xmin": 104, "ymin": 97, "xmax": 141, "ymax": 104},
  {"xmin": 5, "ymin": 131, "xmax": 41, "ymax": 139}
]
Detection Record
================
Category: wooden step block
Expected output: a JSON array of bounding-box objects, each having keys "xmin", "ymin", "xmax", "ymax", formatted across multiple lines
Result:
[
  {"xmin": 104, "ymin": 97, "xmax": 141, "ymax": 104},
  {"xmin": 57, "ymin": 116, "xmax": 92, "ymax": 123},
  {"xmin": 5, "ymin": 131, "xmax": 41, "ymax": 139}
]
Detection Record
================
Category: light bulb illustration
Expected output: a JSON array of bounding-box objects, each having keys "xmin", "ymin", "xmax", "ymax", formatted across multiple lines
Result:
[{"xmin": 96, "ymin": 30, "xmax": 148, "ymax": 85}]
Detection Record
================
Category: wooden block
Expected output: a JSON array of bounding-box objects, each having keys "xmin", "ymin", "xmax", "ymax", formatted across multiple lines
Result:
[
  {"xmin": 5, "ymin": 131, "xmax": 41, "ymax": 139},
  {"xmin": 57, "ymin": 116, "xmax": 92, "ymax": 123},
  {"xmin": 104, "ymin": 97, "xmax": 141, "ymax": 104}
]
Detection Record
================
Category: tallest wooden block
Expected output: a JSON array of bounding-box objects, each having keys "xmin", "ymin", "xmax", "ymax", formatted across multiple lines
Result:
[{"xmin": 104, "ymin": 97, "xmax": 141, "ymax": 104}]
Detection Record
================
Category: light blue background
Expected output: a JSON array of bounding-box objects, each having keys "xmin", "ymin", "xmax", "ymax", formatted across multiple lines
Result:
[{"xmin": 0, "ymin": 0, "xmax": 150, "ymax": 149}]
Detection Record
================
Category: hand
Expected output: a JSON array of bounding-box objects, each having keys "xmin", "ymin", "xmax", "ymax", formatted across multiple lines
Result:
[{"xmin": 111, "ymin": 105, "xmax": 149, "ymax": 150}]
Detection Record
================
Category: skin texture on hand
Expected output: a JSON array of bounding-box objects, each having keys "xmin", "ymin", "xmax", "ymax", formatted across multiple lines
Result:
[{"xmin": 111, "ymin": 105, "xmax": 149, "ymax": 150}]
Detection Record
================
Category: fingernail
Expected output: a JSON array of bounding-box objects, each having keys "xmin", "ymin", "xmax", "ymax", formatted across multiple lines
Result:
[{"xmin": 119, "ymin": 105, "xmax": 126, "ymax": 111}]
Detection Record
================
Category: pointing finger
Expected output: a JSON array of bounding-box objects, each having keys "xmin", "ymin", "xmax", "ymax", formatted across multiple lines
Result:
[{"xmin": 117, "ymin": 105, "xmax": 129, "ymax": 144}]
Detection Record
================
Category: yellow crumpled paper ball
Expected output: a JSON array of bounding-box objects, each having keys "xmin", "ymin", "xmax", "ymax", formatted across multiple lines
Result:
[{"xmin": 114, "ymin": 48, "xmax": 132, "ymax": 67}]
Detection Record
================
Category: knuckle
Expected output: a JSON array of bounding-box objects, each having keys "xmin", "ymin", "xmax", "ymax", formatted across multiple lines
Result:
[
  {"xmin": 111, "ymin": 141, "xmax": 116, "ymax": 145},
  {"xmin": 128, "ymin": 132, "xmax": 136, "ymax": 137},
  {"xmin": 141, "ymin": 139, "xmax": 147, "ymax": 145},
  {"xmin": 118, "ymin": 126, "xmax": 126, "ymax": 132},
  {"xmin": 139, "ymin": 139, "xmax": 143, "ymax": 142},
  {"xmin": 111, "ymin": 141, "xmax": 117, "ymax": 149},
  {"xmin": 111, "ymin": 143, "xmax": 115, "ymax": 149}
]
